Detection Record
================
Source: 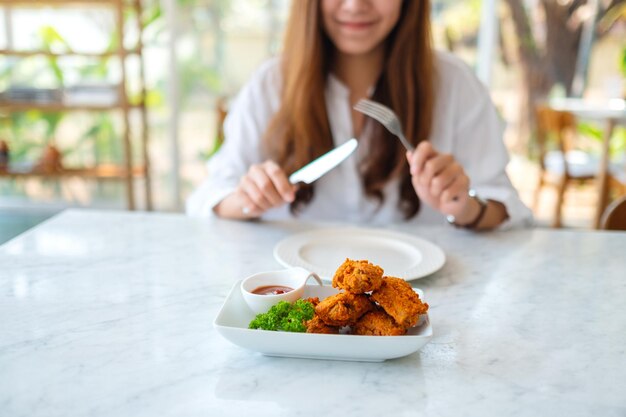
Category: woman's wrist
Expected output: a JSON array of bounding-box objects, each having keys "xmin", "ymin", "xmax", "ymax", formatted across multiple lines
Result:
[
  {"xmin": 446, "ymin": 190, "xmax": 507, "ymax": 230},
  {"xmin": 446, "ymin": 190, "xmax": 483, "ymax": 226},
  {"xmin": 462, "ymin": 197, "xmax": 488, "ymax": 229},
  {"xmin": 214, "ymin": 193, "xmax": 256, "ymax": 220}
]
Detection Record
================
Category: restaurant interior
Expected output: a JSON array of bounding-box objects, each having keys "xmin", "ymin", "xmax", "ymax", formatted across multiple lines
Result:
[
  {"xmin": 2, "ymin": 2, "xmax": 626, "ymax": 416},
  {"xmin": 0, "ymin": 0, "xmax": 625, "ymax": 241}
]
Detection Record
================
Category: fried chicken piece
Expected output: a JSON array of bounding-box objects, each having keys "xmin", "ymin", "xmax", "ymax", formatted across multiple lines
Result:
[
  {"xmin": 315, "ymin": 292, "xmax": 374, "ymax": 327},
  {"xmin": 352, "ymin": 310, "xmax": 407, "ymax": 336},
  {"xmin": 332, "ymin": 259, "xmax": 384, "ymax": 294},
  {"xmin": 305, "ymin": 297, "xmax": 320, "ymax": 307},
  {"xmin": 305, "ymin": 315, "xmax": 339, "ymax": 334},
  {"xmin": 370, "ymin": 277, "xmax": 429, "ymax": 328}
]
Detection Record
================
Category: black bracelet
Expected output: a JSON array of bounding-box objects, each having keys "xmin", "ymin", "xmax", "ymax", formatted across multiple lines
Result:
[
  {"xmin": 446, "ymin": 190, "xmax": 489, "ymax": 229},
  {"xmin": 461, "ymin": 196, "xmax": 488, "ymax": 229}
]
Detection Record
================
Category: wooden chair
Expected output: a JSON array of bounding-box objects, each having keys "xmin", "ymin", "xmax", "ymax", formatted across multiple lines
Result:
[
  {"xmin": 609, "ymin": 156, "xmax": 626, "ymax": 197},
  {"xmin": 600, "ymin": 195, "xmax": 626, "ymax": 231},
  {"xmin": 534, "ymin": 106, "xmax": 599, "ymax": 228}
]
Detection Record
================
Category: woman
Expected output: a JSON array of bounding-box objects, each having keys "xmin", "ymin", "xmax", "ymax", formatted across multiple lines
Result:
[{"xmin": 186, "ymin": 0, "xmax": 532, "ymax": 229}]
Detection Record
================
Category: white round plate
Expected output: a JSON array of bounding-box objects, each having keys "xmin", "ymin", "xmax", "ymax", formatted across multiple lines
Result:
[{"xmin": 273, "ymin": 227, "xmax": 445, "ymax": 281}]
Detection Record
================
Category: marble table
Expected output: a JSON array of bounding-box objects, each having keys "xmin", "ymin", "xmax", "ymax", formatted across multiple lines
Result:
[{"xmin": 1, "ymin": 209, "xmax": 625, "ymax": 417}]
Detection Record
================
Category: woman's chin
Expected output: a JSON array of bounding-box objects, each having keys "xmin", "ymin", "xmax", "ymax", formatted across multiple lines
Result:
[{"xmin": 333, "ymin": 41, "xmax": 384, "ymax": 58}]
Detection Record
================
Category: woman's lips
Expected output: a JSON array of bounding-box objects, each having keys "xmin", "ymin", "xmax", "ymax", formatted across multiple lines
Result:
[{"xmin": 337, "ymin": 21, "xmax": 376, "ymax": 31}]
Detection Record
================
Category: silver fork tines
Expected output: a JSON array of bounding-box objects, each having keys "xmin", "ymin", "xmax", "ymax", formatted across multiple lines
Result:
[{"xmin": 354, "ymin": 99, "xmax": 414, "ymax": 151}]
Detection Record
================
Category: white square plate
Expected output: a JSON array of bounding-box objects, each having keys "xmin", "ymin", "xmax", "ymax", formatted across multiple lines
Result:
[{"xmin": 213, "ymin": 281, "xmax": 432, "ymax": 362}]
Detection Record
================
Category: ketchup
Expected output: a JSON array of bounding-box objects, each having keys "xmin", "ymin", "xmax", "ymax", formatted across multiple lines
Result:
[{"xmin": 252, "ymin": 285, "xmax": 294, "ymax": 295}]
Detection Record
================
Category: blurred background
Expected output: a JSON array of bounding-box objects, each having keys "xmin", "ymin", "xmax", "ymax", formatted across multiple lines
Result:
[{"xmin": 1, "ymin": 0, "xmax": 625, "ymax": 242}]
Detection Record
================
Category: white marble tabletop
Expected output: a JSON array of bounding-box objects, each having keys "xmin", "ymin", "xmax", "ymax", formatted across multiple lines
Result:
[{"xmin": 1, "ymin": 209, "xmax": 625, "ymax": 417}]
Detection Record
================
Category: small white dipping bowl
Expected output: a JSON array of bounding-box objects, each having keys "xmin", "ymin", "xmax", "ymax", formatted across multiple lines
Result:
[{"xmin": 241, "ymin": 267, "xmax": 323, "ymax": 314}]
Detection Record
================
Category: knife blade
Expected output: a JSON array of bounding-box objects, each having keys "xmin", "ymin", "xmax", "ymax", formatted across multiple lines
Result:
[{"xmin": 288, "ymin": 138, "xmax": 358, "ymax": 185}]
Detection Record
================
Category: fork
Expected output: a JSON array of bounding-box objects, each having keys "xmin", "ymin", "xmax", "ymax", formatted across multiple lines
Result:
[
  {"xmin": 355, "ymin": 98, "xmax": 458, "ymax": 201},
  {"xmin": 354, "ymin": 99, "xmax": 414, "ymax": 151}
]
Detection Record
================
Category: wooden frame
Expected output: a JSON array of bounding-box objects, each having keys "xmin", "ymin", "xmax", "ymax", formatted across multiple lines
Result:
[{"xmin": 0, "ymin": 0, "xmax": 152, "ymax": 210}]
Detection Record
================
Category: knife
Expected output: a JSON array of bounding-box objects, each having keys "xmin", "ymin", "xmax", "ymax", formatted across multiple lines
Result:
[{"xmin": 288, "ymin": 138, "xmax": 358, "ymax": 185}]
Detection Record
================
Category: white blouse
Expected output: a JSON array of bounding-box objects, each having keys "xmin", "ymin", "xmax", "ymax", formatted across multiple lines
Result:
[{"xmin": 186, "ymin": 51, "xmax": 533, "ymax": 228}]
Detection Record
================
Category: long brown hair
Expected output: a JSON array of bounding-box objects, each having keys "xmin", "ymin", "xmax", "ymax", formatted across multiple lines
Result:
[{"xmin": 263, "ymin": 0, "xmax": 435, "ymax": 219}]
